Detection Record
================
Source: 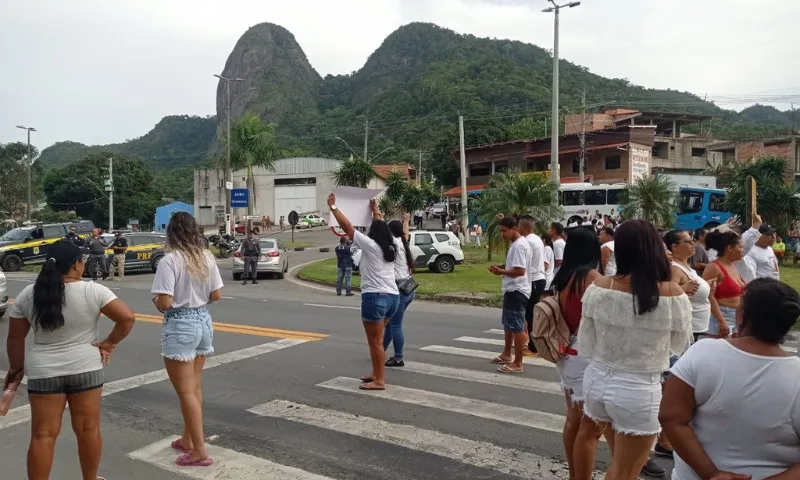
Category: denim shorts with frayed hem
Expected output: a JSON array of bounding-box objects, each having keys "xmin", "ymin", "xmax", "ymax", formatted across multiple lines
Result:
[
  {"xmin": 706, "ymin": 305, "xmax": 737, "ymax": 336},
  {"xmin": 161, "ymin": 306, "xmax": 214, "ymax": 362},
  {"xmin": 361, "ymin": 293, "xmax": 400, "ymax": 322}
]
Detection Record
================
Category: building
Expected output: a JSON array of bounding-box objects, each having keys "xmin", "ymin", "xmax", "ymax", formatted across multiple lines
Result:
[
  {"xmin": 564, "ymin": 108, "xmax": 720, "ymax": 173},
  {"xmin": 154, "ymin": 201, "xmax": 193, "ymax": 233},
  {"xmin": 708, "ymin": 134, "xmax": 800, "ymax": 183},
  {"xmin": 447, "ymin": 125, "xmax": 655, "ymax": 197},
  {"xmin": 368, "ymin": 164, "xmax": 418, "ymax": 190},
  {"xmin": 193, "ymin": 157, "xmax": 342, "ymax": 228}
]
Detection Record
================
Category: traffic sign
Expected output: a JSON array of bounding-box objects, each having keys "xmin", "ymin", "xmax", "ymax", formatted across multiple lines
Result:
[
  {"xmin": 288, "ymin": 210, "xmax": 299, "ymax": 226},
  {"xmin": 231, "ymin": 188, "xmax": 249, "ymax": 208}
]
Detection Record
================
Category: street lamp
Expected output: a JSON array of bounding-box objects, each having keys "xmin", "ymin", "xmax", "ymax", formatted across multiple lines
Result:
[
  {"xmin": 214, "ymin": 74, "xmax": 244, "ymax": 235},
  {"xmin": 542, "ymin": 0, "xmax": 580, "ymax": 192},
  {"xmin": 334, "ymin": 136, "xmax": 362, "ymax": 160},
  {"xmin": 16, "ymin": 125, "xmax": 36, "ymax": 220}
]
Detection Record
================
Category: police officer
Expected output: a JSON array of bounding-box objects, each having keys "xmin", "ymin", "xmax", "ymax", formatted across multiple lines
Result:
[
  {"xmin": 64, "ymin": 226, "xmax": 85, "ymax": 247},
  {"xmin": 109, "ymin": 232, "xmax": 128, "ymax": 281},
  {"xmin": 240, "ymin": 230, "xmax": 261, "ymax": 285},
  {"xmin": 87, "ymin": 228, "xmax": 108, "ymax": 280}
]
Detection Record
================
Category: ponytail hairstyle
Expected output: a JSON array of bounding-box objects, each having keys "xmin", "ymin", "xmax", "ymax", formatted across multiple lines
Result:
[
  {"xmin": 32, "ymin": 240, "xmax": 83, "ymax": 332},
  {"xmin": 388, "ymin": 220, "xmax": 414, "ymax": 273}
]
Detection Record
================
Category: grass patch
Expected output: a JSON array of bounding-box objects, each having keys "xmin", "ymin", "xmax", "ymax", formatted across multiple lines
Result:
[{"xmin": 299, "ymin": 247, "xmax": 505, "ymax": 307}]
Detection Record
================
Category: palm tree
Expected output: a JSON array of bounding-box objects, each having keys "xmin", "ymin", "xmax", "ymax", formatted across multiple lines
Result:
[
  {"xmin": 473, "ymin": 171, "xmax": 561, "ymax": 260},
  {"xmin": 225, "ymin": 111, "xmax": 281, "ymax": 215},
  {"xmin": 618, "ymin": 174, "xmax": 676, "ymax": 228},
  {"xmin": 399, "ymin": 185, "xmax": 427, "ymax": 214},
  {"xmin": 333, "ymin": 155, "xmax": 376, "ymax": 188}
]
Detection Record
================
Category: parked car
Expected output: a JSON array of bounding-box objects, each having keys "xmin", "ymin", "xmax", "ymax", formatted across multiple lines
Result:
[
  {"xmin": 353, "ymin": 229, "xmax": 464, "ymax": 274},
  {"xmin": 296, "ymin": 213, "xmax": 327, "ymax": 229},
  {"xmin": 0, "ymin": 220, "xmax": 95, "ymax": 272},
  {"xmin": 84, "ymin": 232, "xmax": 167, "ymax": 278},
  {"xmin": 0, "ymin": 269, "xmax": 8, "ymax": 318},
  {"xmin": 431, "ymin": 203, "xmax": 448, "ymax": 218},
  {"xmin": 232, "ymin": 237, "xmax": 289, "ymax": 280}
]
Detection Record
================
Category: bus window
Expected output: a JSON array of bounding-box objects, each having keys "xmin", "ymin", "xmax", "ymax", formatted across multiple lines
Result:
[
  {"xmin": 584, "ymin": 189, "xmax": 606, "ymax": 205},
  {"xmin": 606, "ymin": 189, "xmax": 623, "ymax": 205},
  {"xmin": 709, "ymin": 193, "xmax": 726, "ymax": 212},
  {"xmin": 679, "ymin": 191, "xmax": 703, "ymax": 214},
  {"xmin": 563, "ymin": 190, "xmax": 584, "ymax": 206}
]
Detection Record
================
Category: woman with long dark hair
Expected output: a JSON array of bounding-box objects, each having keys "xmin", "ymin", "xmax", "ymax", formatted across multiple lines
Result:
[
  {"xmin": 702, "ymin": 230, "xmax": 745, "ymax": 338},
  {"xmin": 541, "ymin": 234, "xmax": 555, "ymax": 291},
  {"xmin": 4, "ymin": 240, "xmax": 135, "ymax": 479},
  {"xmin": 328, "ymin": 193, "xmax": 399, "ymax": 390},
  {"xmin": 548, "ymin": 226, "xmax": 603, "ymax": 480},
  {"xmin": 661, "ymin": 278, "xmax": 800, "ymax": 479},
  {"xmin": 384, "ymin": 213, "xmax": 416, "ymax": 367},
  {"xmin": 151, "ymin": 212, "xmax": 224, "ymax": 467},
  {"xmin": 573, "ymin": 220, "xmax": 693, "ymax": 480}
]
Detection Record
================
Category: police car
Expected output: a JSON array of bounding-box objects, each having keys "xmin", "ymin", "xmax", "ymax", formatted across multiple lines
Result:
[
  {"xmin": 0, "ymin": 221, "xmax": 94, "ymax": 272},
  {"xmin": 102, "ymin": 232, "xmax": 167, "ymax": 274},
  {"xmin": 352, "ymin": 229, "xmax": 464, "ymax": 274}
]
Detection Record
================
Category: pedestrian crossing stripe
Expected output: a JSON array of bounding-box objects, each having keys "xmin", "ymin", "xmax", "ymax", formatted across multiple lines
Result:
[
  {"xmin": 128, "ymin": 437, "xmax": 335, "ymax": 480},
  {"xmin": 249, "ymin": 400, "xmax": 597, "ymax": 480},
  {"xmin": 420, "ymin": 345, "xmax": 556, "ymax": 368},
  {"xmin": 400, "ymin": 361, "xmax": 563, "ymax": 394}
]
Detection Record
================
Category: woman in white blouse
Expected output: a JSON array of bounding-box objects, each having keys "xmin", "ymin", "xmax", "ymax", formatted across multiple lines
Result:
[
  {"xmin": 572, "ymin": 220, "xmax": 693, "ymax": 480},
  {"xmin": 599, "ymin": 226, "xmax": 616, "ymax": 276},
  {"xmin": 541, "ymin": 234, "xmax": 555, "ymax": 291}
]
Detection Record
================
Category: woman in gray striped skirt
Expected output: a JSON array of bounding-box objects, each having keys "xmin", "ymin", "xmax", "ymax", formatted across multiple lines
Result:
[{"xmin": 3, "ymin": 240, "xmax": 135, "ymax": 480}]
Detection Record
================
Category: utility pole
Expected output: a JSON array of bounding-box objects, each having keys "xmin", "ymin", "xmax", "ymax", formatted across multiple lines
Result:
[
  {"xmin": 579, "ymin": 87, "xmax": 586, "ymax": 183},
  {"xmin": 106, "ymin": 157, "xmax": 114, "ymax": 230},
  {"xmin": 214, "ymin": 74, "xmax": 244, "ymax": 235},
  {"xmin": 15, "ymin": 125, "xmax": 36, "ymax": 220},
  {"xmin": 543, "ymin": 1, "xmax": 581, "ymax": 196},
  {"xmin": 363, "ymin": 118, "xmax": 369, "ymax": 163},
  {"xmin": 458, "ymin": 115, "xmax": 468, "ymax": 227},
  {"xmin": 418, "ymin": 150, "xmax": 423, "ymax": 185}
]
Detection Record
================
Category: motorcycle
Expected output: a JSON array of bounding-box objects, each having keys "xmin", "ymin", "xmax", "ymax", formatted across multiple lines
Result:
[{"xmin": 210, "ymin": 233, "xmax": 240, "ymax": 258}]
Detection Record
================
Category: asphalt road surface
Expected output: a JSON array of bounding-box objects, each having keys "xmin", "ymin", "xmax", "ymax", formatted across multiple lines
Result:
[{"xmin": 4, "ymin": 238, "xmax": 782, "ymax": 479}]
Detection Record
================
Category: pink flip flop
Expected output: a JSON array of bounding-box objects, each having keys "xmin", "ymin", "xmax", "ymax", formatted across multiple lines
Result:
[
  {"xmin": 176, "ymin": 452, "xmax": 213, "ymax": 467},
  {"xmin": 171, "ymin": 439, "xmax": 190, "ymax": 453}
]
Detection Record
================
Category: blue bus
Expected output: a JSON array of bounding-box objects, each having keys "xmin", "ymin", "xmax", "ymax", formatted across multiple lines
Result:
[{"xmin": 675, "ymin": 186, "xmax": 733, "ymax": 231}]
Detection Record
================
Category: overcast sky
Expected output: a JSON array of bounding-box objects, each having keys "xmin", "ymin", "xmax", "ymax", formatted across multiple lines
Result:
[{"xmin": 2, "ymin": 0, "xmax": 799, "ymax": 151}]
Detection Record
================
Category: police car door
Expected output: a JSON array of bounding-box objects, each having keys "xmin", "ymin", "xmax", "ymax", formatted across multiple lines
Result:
[
  {"xmin": 25, "ymin": 226, "xmax": 49, "ymax": 263},
  {"xmin": 412, "ymin": 232, "xmax": 437, "ymax": 268}
]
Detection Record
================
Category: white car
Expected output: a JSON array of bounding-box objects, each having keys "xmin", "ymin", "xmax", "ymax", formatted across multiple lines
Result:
[
  {"xmin": 353, "ymin": 230, "xmax": 464, "ymax": 274},
  {"xmin": 0, "ymin": 269, "xmax": 8, "ymax": 318},
  {"xmin": 431, "ymin": 203, "xmax": 448, "ymax": 218}
]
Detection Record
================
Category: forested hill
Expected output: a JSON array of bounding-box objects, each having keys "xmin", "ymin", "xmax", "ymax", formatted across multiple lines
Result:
[{"xmin": 38, "ymin": 22, "xmax": 793, "ymax": 186}]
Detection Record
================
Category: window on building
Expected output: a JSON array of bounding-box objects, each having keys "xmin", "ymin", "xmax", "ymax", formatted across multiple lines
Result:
[
  {"xmin": 691, "ymin": 147, "xmax": 707, "ymax": 157},
  {"xmin": 653, "ymin": 142, "xmax": 668, "ymax": 158},
  {"xmin": 274, "ymin": 177, "xmax": 316, "ymax": 186},
  {"xmin": 679, "ymin": 191, "xmax": 703, "ymax": 214},
  {"xmin": 605, "ymin": 155, "xmax": 621, "ymax": 170},
  {"xmin": 709, "ymin": 193, "xmax": 726, "ymax": 212},
  {"xmin": 469, "ymin": 163, "xmax": 491, "ymax": 177},
  {"xmin": 584, "ymin": 189, "xmax": 606, "ymax": 205},
  {"xmin": 562, "ymin": 190, "xmax": 584, "ymax": 206},
  {"xmin": 201, "ymin": 176, "xmax": 209, "ymax": 189}
]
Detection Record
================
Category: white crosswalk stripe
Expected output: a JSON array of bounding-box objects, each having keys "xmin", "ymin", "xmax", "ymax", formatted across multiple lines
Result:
[
  {"xmin": 420, "ymin": 344, "xmax": 556, "ymax": 368},
  {"xmin": 400, "ymin": 361, "xmax": 563, "ymax": 394}
]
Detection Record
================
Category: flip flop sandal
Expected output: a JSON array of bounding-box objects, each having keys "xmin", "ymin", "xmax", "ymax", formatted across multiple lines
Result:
[
  {"xmin": 175, "ymin": 452, "xmax": 214, "ymax": 467},
  {"xmin": 360, "ymin": 376, "xmax": 374, "ymax": 383},
  {"xmin": 490, "ymin": 356, "xmax": 511, "ymax": 364},
  {"xmin": 497, "ymin": 365, "xmax": 523, "ymax": 374},
  {"xmin": 171, "ymin": 439, "xmax": 191, "ymax": 453},
  {"xmin": 359, "ymin": 383, "xmax": 386, "ymax": 391}
]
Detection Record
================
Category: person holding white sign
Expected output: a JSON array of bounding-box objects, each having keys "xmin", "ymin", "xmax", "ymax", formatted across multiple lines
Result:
[{"xmin": 327, "ymin": 193, "xmax": 399, "ymax": 391}]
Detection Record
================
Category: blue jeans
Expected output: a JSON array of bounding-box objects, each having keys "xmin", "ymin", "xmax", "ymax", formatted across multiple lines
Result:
[
  {"xmin": 336, "ymin": 267, "xmax": 352, "ymax": 294},
  {"xmin": 383, "ymin": 291, "xmax": 415, "ymax": 360}
]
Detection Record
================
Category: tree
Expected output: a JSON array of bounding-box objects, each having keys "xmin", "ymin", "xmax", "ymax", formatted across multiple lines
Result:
[
  {"xmin": 0, "ymin": 142, "xmax": 42, "ymax": 219},
  {"xmin": 333, "ymin": 156, "xmax": 376, "ymax": 188},
  {"xmin": 618, "ymin": 174, "xmax": 677, "ymax": 228},
  {"xmin": 43, "ymin": 153, "xmax": 161, "ymax": 229},
  {"xmin": 507, "ymin": 117, "xmax": 548, "ymax": 141},
  {"xmin": 472, "ymin": 171, "xmax": 561, "ymax": 260},
  {"xmin": 722, "ymin": 156, "xmax": 800, "ymax": 233},
  {"xmin": 222, "ymin": 111, "xmax": 282, "ymax": 215},
  {"xmin": 399, "ymin": 185, "xmax": 427, "ymax": 214}
]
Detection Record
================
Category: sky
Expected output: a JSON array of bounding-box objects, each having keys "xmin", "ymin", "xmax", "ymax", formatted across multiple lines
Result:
[{"xmin": 2, "ymin": 0, "xmax": 799, "ymax": 151}]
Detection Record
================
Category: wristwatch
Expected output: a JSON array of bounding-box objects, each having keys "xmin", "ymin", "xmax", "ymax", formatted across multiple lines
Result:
[{"xmin": 330, "ymin": 205, "xmax": 337, "ymax": 211}]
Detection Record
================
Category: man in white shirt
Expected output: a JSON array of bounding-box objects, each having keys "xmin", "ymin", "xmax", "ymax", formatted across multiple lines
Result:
[
  {"xmin": 549, "ymin": 222, "xmax": 566, "ymax": 276},
  {"xmin": 745, "ymin": 223, "xmax": 780, "ymax": 280},
  {"xmin": 489, "ymin": 216, "xmax": 531, "ymax": 374},
  {"xmin": 520, "ymin": 215, "xmax": 546, "ymax": 353}
]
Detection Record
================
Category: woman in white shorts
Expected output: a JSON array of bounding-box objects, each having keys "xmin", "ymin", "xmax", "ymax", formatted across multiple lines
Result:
[
  {"xmin": 573, "ymin": 220, "xmax": 693, "ymax": 480},
  {"xmin": 548, "ymin": 226, "xmax": 603, "ymax": 480}
]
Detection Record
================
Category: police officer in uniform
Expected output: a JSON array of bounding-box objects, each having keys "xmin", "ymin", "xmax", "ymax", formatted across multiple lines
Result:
[{"xmin": 87, "ymin": 228, "xmax": 108, "ymax": 280}]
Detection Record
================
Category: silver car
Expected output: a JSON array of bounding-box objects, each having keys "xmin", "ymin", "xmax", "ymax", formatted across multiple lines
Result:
[
  {"xmin": 0, "ymin": 269, "xmax": 8, "ymax": 318},
  {"xmin": 232, "ymin": 237, "xmax": 289, "ymax": 280}
]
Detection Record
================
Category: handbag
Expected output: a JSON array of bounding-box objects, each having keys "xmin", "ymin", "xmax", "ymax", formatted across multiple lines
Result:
[{"xmin": 397, "ymin": 276, "xmax": 419, "ymax": 295}]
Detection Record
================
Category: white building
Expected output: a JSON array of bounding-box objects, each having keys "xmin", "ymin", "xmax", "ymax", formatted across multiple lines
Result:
[{"xmin": 193, "ymin": 157, "xmax": 342, "ymax": 228}]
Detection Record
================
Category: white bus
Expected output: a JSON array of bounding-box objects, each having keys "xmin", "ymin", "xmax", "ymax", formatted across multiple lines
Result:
[{"xmin": 558, "ymin": 183, "xmax": 626, "ymax": 224}]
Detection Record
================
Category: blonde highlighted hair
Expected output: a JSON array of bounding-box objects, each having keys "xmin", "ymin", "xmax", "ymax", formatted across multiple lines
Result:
[{"xmin": 165, "ymin": 212, "xmax": 209, "ymax": 280}]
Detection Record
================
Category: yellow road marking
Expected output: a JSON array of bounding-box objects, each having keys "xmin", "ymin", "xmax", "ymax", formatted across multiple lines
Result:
[{"xmin": 133, "ymin": 314, "xmax": 327, "ymax": 341}]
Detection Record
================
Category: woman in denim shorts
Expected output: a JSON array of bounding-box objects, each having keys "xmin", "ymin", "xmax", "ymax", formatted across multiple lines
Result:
[
  {"xmin": 702, "ymin": 230, "xmax": 745, "ymax": 339},
  {"xmin": 152, "ymin": 212, "xmax": 224, "ymax": 467},
  {"xmin": 328, "ymin": 193, "xmax": 399, "ymax": 391}
]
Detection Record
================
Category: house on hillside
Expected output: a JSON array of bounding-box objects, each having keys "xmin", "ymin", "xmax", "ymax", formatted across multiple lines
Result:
[
  {"xmin": 708, "ymin": 133, "xmax": 800, "ymax": 184},
  {"xmin": 368, "ymin": 164, "xmax": 418, "ymax": 189}
]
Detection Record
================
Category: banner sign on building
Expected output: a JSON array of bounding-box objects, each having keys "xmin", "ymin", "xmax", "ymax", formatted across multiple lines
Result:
[{"xmin": 630, "ymin": 148, "xmax": 651, "ymax": 182}]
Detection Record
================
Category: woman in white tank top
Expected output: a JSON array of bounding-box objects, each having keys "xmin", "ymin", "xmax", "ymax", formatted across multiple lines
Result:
[
  {"xmin": 599, "ymin": 227, "xmax": 616, "ymax": 276},
  {"xmin": 665, "ymin": 230, "xmax": 714, "ymax": 338}
]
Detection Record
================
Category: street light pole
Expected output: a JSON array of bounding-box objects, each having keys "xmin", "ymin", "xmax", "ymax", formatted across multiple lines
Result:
[
  {"xmin": 16, "ymin": 125, "xmax": 36, "ymax": 220},
  {"xmin": 214, "ymin": 74, "xmax": 244, "ymax": 235},
  {"xmin": 543, "ymin": 1, "xmax": 580, "ymax": 194}
]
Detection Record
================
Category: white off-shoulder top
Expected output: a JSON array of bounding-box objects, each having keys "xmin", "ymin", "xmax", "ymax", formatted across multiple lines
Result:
[{"xmin": 577, "ymin": 283, "xmax": 693, "ymax": 374}]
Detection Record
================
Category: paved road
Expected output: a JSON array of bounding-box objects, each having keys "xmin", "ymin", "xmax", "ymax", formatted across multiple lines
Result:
[{"xmin": 0, "ymin": 241, "xmax": 762, "ymax": 479}]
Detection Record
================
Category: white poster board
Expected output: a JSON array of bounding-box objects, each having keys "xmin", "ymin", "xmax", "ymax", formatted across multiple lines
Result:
[
  {"xmin": 630, "ymin": 147, "xmax": 651, "ymax": 182},
  {"xmin": 328, "ymin": 186, "xmax": 384, "ymax": 227}
]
